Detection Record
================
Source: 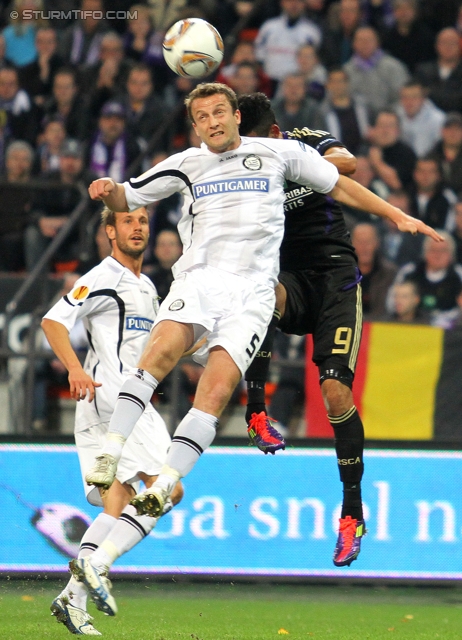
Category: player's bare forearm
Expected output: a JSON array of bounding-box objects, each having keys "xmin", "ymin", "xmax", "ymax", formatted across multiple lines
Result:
[
  {"xmin": 88, "ymin": 178, "xmax": 129, "ymax": 211},
  {"xmin": 41, "ymin": 318, "xmax": 101, "ymax": 400},
  {"xmin": 324, "ymin": 147, "xmax": 357, "ymax": 175},
  {"xmin": 41, "ymin": 318, "xmax": 83, "ymax": 372},
  {"xmin": 330, "ymin": 175, "xmax": 444, "ymax": 241}
]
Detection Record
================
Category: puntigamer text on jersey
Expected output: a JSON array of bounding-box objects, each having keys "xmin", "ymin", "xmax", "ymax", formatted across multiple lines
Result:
[{"xmin": 193, "ymin": 178, "xmax": 269, "ymax": 198}]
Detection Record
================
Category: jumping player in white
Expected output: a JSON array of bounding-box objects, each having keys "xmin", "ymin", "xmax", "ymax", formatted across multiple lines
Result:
[
  {"xmin": 80, "ymin": 83, "xmax": 441, "ymax": 604},
  {"xmin": 42, "ymin": 207, "xmax": 183, "ymax": 635}
]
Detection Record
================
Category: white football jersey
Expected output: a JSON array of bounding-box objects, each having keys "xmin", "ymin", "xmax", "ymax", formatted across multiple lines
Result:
[
  {"xmin": 43, "ymin": 257, "xmax": 159, "ymax": 431},
  {"xmin": 124, "ymin": 136, "xmax": 338, "ymax": 287}
]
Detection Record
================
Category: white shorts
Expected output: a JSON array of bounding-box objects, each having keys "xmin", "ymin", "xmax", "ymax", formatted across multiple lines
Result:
[
  {"xmin": 155, "ymin": 265, "xmax": 275, "ymax": 375},
  {"xmin": 75, "ymin": 409, "xmax": 171, "ymax": 507}
]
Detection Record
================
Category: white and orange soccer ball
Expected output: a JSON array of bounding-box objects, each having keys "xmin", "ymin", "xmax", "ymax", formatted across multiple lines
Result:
[{"xmin": 162, "ymin": 18, "xmax": 224, "ymax": 78}]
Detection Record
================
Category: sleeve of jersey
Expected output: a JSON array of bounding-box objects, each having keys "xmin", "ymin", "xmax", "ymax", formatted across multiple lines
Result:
[
  {"xmin": 123, "ymin": 156, "xmax": 187, "ymax": 211},
  {"xmin": 42, "ymin": 274, "xmax": 106, "ymax": 332},
  {"xmin": 292, "ymin": 129, "xmax": 345, "ymax": 155},
  {"xmin": 284, "ymin": 142, "xmax": 339, "ymax": 194}
]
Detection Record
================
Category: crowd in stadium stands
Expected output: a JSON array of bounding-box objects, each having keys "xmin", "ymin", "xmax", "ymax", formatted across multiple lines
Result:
[{"xmin": 3, "ymin": 0, "xmax": 462, "ymax": 428}]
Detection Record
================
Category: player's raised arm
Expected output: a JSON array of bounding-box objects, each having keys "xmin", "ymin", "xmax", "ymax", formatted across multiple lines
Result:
[
  {"xmin": 88, "ymin": 178, "xmax": 128, "ymax": 212},
  {"xmin": 330, "ymin": 174, "xmax": 444, "ymax": 242},
  {"xmin": 41, "ymin": 318, "xmax": 102, "ymax": 402}
]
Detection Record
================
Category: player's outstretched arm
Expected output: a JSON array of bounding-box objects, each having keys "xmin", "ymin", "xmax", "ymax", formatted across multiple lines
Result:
[
  {"xmin": 41, "ymin": 318, "xmax": 102, "ymax": 402},
  {"xmin": 330, "ymin": 175, "xmax": 444, "ymax": 242},
  {"xmin": 88, "ymin": 178, "xmax": 128, "ymax": 212},
  {"xmin": 323, "ymin": 147, "xmax": 357, "ymax": 175}
]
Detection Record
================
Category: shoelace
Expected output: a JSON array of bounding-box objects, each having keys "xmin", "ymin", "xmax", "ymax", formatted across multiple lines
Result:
[
  {"xmin": 95, "ymin": 456, "xmax": 111, "ymax": 470},
  {"xmin": 249, "ymin": 412, "xmax": 282, "ymax": 441},
  {"xmin": 338, "ymin": 517, "xmax": 358, "ymax": 549}
]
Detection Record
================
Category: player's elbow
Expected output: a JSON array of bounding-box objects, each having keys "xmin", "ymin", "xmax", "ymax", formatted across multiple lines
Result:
[{"xmin": 342, "ymin": 155, "xmax": 357, "ymax": 175}]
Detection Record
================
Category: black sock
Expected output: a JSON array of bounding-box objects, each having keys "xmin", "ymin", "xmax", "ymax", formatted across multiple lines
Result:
[
  {"xmin": 329, "ymin": 405, "xmax": 364, "ymax": 520},
  {"xmin": 246, "ymin": 381, "xmax": 266, "ymax": 424},
  {"xmin": 244, "ymin": 310, "xmax": 280, "ymax": 424}
]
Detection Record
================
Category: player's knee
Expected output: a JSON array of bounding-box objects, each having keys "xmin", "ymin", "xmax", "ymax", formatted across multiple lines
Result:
[{"xmin": 320, "ymin": 367, "xmax": 354, "ymax": 415}]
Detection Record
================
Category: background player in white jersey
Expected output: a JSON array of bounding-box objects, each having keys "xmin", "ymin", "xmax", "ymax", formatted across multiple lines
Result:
[
  {"xmin": 83, "ymin": 82, "xmax": 441, "ymax": 545},
  {"xmin": 42, "ymin": 206, "xmax": 183, "ymax": 635}
]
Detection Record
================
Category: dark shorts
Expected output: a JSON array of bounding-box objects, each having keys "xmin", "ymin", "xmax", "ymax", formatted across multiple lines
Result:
[{"xmin": 278, "ymin": 262, "xmax": 363, "ymax": 374}]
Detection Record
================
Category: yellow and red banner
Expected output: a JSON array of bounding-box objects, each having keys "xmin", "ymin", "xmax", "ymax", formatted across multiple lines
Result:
[{"xmin": 305, "ymin": 322, "xmax": 461, "ymax": 440}]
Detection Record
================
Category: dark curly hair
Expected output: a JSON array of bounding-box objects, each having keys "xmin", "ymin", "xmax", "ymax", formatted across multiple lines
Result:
[{"xmin": 238, "ymin": 92, "xmax": 276, "ymax": 137}]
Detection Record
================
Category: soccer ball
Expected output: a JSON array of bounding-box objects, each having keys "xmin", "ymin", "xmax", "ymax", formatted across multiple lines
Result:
[{"xmin": 163, "ymin": 18, "xmax": 224, "ymax": 78}]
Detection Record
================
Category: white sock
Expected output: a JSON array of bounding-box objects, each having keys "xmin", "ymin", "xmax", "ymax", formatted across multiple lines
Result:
[
  {"xmin": 90, "ymin": 505, "xmax": 158, "ymax": 571},
  {"xmin": 154, "ymin": 408, "xmax": 217, "ymax": 490},
  {"xmin": 61, "ymin": 512, "xmax": 117, "ymax": 610},
  {"xmin": 102, "ymin": 369, "xmax": 158, "ymax": 460}
]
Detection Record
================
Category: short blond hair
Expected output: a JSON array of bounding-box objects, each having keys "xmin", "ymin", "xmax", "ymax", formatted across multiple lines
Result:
[
  {"xmin": 101, "ymin": 206, "xmax": 116, "ymax": 227},
  {"xmin": 184, "ymin": 82, "xmax": 238, "ymax": 122}
]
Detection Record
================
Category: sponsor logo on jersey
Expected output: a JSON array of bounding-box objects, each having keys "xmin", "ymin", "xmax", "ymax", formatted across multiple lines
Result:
[
  {"xmin": 243, "ymin": 154, "xmax": 262, "ymax": 170},
  {"xmin": 193, "ymin": 178, "xmax": 268, "ymax": 198},
  {"xmin": 71, "ymin": 285, "xmax": 90, "ymax": 301},
  {"xmin": 169, "ymin": 299, "xmax": 185, "ymax": 311},
  {"xmin": 125, "ymin": 316, "xmax": 154, "ymax": 331}
]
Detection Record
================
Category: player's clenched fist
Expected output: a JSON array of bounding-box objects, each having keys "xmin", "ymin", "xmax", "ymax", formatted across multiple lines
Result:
[{"xmin": 88, "ymin": 178, "xmax": 116, "ymax": 200}]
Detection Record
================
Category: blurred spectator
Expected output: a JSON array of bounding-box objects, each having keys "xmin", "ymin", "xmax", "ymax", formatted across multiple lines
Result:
[
  {"xmin": 123, "ymin": 4, "xmax": 170, "ymax": 91},
  {"xmin": 365, "ymin": 110, "xmax": 416, "ymax": 191},
  {"xmin": 271, "ymin": 72, "xmax": 323, "ymax": 133},
  {"xmin": 147, "ymin": 0, "xmax": 188, "ymax": 32},
  {"xmin": 0, "ymin": 140, "xmax": 34, "ymax": 270},
  {"xmin": 88, "ymin": 101, "xmax": 141, "ymax": 182},
  {"xmin": 352, "ymin": 222, "xmax": 397, "ymax": 319},
  {"xmin": 415, "ymin": 28, "xmax": 462, "ymax": 114},
  {"xmin": 2, "ymin": 139, "xmax": 33, "ymax": 182},
  {"xmin": 118, "ymin": 63, "xmax": 169, "ymax": 150},
  {"xmin": 0, "ymin": 65, "xmax": 40, "ymax": 144},
  {"xmin": 450, "ymin": 198, "xmax": 462, "ymax": 266},
  {"xmin": 343, "ymin": 26, "xmax": 410, "ymax": 114},
  {"xmin": 42, "ymin": 67, "xmax": 90, "ymax": 140},
  {"xmin": 395, "ymin": 81, "xmax": 445, "ymax": 158},
  {"xmin": 408, "ymin": 157, "xmax": 457, "ymax": 232},
  {"xmin": 34, "ymin": 117, "xmax": 66, "ymax": 174},
  {"xmin": 255, "ymin": 0, "xmax": 322, "ymax": 85},
  {"xmin": 59, "ymin": 0, "xmax": 108, "ymax": 67},
  {"xmin": 84, "ymin": 32, "xmax": 134, "ymax": 119},
  {"xmin": 394, "ymin": 232, "xmax": 462, "ymax": 326},
  {"xmin": 320, "ymin": 0, "xmax": 363, "ymax": 69},
  {"xmin": 380, "ymin": 0, "xmax": 435, "ymax": 73},
  {"xmin": 293, "ymin": 43, "xmax": 326, "ymax": 101},
  {"xmin": 380, "ymin": 190, "xmax": 423, "ymax": 266},
  {"xmin": 268, "ymin": 332, "xmax": 305, "ymax": 437},
  {"xmin": 124, "ymin": 5, "xmax": 156, "ymax": 63},
  {"xmin": 444, "ymin": 286, "xmax": 462, "ymax": 329},
  {"xmin": 429, "ymin": 112, "xmax": 462, "ymax": 194},
  {"xmin": 18, "ymin": 27, "xmax": 63, "ymax": 106},
  {"xmin": 25, "ymin": 138, "xmax": 97, "ymax": 271},
  {"xmin": 216, "ymin": 40, "xmax": 273, "ymax": 97},
  {"xmin": 317, "ymin": 67, "xmax": 371, "ymax": 155},
  {"xmin": 147, "ymin": 229, "xmax": 182, "ymax": 302},
  {"xmin": 385, "ymin": 280, "xmax": 429, "ymax": 323},
  {"xmin": 227, "ymin": 61, "xmax": 259, "ymax": 96},
  {"xmin": 2, "ymin": 0, "xmax": 40, "ymax": 67}
]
